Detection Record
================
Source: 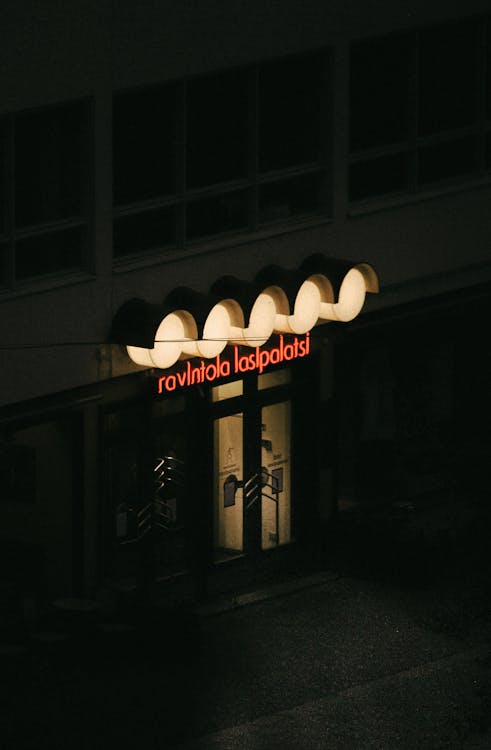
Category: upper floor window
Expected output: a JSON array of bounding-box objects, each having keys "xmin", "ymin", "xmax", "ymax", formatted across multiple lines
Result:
[
  {"xmin": 349, "ymin": 17, "xmax": 491, "ymax": 203},
  {"xmin": 258, "ymin": 54, "xmax": 322, "ymax": 172},
  {"xmin": 113, "ymin": 84, "xmax": 177, "ymax": 206},
  {"xmin": 112, "ymin": 50, "xmax": 330, "ymax": 261},
  {"xmin": 186, "ymin": 68, "xmax": 249, "ymax": 189},
  {"xmin": 0, "ymin": 100, "xmax": 90, "ymax": 288}
]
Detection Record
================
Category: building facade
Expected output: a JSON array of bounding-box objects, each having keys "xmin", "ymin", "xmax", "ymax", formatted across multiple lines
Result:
[{"xmin": 1, "ymin": 1, "xmax": 490, "ymax": 601}]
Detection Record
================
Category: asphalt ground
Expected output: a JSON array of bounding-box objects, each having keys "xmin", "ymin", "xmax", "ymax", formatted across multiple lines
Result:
[{"xmin": 1, "ymin": 508, "xmax": 490, "ymax": 750}]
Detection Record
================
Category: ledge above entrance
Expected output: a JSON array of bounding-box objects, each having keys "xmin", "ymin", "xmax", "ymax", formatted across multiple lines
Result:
[{"xmin": 109, "ymin": 253, "xmax": 379, "ymax": 370}]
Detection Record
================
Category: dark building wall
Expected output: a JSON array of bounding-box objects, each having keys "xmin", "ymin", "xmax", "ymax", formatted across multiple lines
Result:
[
  {"xmin": 1, "ymin": 1, "xmax": 490, "ymax": 602},
  {"xmin": 2, "ymin": 1, "xmax": 491, "ymax": 105},
  {"xmin": 1, "ymin": 2, "xmax": 490, "ymax": 401},
  {"xmin": 1, "ymin": 186, "xmax": 490, "ymax": 405}
]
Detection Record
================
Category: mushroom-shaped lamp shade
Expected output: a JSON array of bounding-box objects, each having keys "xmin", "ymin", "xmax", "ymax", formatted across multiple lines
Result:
[
  {"xmin": 148, "ymin": 312, "xmax": 192, "ymax": 369},
  {"xmin": 287, "ymin": 278, "xmax": 323, "ymax": 334},
  {"xmin": 234, "ymin": 291, "xmax": 278, "ymax": 347},
  {"xmin": 120, "ymin": 258, "xmax": 378, "ymax": 369},
  {"xmin": 197, "ymin": 302, "xmax": 231, "ymax": 358},
  {"xmin": 319, "ymin": 267, "xmax": 367, "ymax": 322},
  {"xmin": 126, "ymin": 345, "xmax": 155, "ymax": 367}
]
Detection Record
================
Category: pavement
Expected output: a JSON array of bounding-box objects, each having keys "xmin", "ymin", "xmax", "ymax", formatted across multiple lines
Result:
[{"xmin": 1, "ymin": 505, "xmax": 490, "ymax": 749}]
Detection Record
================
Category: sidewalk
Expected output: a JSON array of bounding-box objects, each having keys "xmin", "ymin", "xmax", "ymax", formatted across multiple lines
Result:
[
  {"xmin": 173, "ymin": 646, "xmax": 491, "ymax": 750},
  {"xmin": 1, "ymin": 505, "xmax": 490, "ymax": 749}
]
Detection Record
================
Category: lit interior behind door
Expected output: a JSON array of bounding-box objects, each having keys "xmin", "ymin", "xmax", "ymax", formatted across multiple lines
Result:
[
  {"xmin": 261, "ymin": 401, "xmax": 292, "ymax": 549},
  {"xmin": 213, "ymin": 413, "xmax": 244, "ymax": 560}
]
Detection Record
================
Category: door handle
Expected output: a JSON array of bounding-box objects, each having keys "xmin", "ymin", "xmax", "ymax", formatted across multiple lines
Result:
[{"xmin": 244, "ymin": 471, "xmax": 260, "ymax": 510}]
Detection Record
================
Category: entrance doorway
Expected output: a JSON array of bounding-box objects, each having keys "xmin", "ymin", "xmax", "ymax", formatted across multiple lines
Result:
[
  {"xmin": 212, "ymin": 372, "xmax": 293, "ymax": 564},
  {"xmin": 101, "ymin": 354, "xmax": 321, "ymax": 598}
]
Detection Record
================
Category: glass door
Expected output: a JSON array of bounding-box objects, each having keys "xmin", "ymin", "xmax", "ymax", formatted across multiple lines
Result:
[
  {"xmin": 212, "ymin": 374, "xmax": 293, "ymax": 562},
  {"xmin": 213, "ymin": 412, "xmax": 244, "ymax": 561},
  {"xmin": 260, "ymin": 400, "xmax": 292, "ymax": 549}
]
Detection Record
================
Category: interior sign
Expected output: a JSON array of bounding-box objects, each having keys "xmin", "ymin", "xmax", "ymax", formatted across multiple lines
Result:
[{"xmin": 157, "ymin": 333, "xmax": 310, "ymax": 394}]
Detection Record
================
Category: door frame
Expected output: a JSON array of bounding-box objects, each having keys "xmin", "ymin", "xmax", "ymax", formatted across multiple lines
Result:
[{"xmin": 210, "ymin": 368, "xmax": 298, "ymax": 565}]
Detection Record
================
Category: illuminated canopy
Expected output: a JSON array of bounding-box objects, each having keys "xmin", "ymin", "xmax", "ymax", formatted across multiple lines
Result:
[{"xmin": 111, "ymin": 254, "xmax": 379, "ymax": 370}]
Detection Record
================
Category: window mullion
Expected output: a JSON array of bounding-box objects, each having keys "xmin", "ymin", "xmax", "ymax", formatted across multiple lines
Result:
[
  {"xmin": 408, "ymin": 31, "xmax": 419, "ymax": 192},
  {"xmin": 319, "ymin": 48, "xmax": 332, "ymax": 214},
  {"xmin": 7, "ymin": 116, "xmax": 16, "ymax": 288},
  {"xmin": 248, "ymin": 67, "xmax": 258, "ymax": 231},
  {"xmin": 176, "ymin": 81, "xmax": 186, "ymax": 248},
  {"xmin": 476, "ymin": 20, "xmax": 488, "ymax": 175}
]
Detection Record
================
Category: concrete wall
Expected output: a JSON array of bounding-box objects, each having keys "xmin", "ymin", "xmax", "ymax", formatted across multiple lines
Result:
[{"xmin": 2, "ymin": 1, "xmax": 491, "ymax": 107}]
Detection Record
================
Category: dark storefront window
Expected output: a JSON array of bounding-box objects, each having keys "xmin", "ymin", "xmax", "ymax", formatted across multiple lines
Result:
[
  {"xmin": 349, "ymin": 16, "xmax": 491, "ymax": 203},
  {"xmin": 487, "ymin": 23, "xmax": 491, "ymax": 121},
  {"xmin": 103, "ymin": 398, "xmax": 189, "ymax": 587},
  {"xmin": 113, "ymin": 49, "xmax": 330, "ymax": 260},
  {"xmin": 0, "ymin": 441, "xmax": 36, "ymax": 503},
  {"xmin": 337, "ymin": 330, "xmax": 455, "ymax": 513},
  {"xmin": 0, "ymin": 123, "xmax": 7, "ymax": 238},
  {"xmin": 0, "ymin": 414, "xmax": 83, "ymax": 597},
  {"xmin": 0, "ymin": 101, "xmax": 90, "ymax": 287},
  {"xmin": 0, "ymin": 242, "xmax": 9, "ymax": 288}
]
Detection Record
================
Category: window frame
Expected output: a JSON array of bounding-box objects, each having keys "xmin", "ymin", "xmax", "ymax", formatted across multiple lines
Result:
[
  {"xmin": 0, "ymin": 98, "xmax": 93, "ymax": 290},
  {"xmin": 112, "ymin": 48, "xmax": 332, "ymax": 265},
  {"xmin": 348, "ymin": 16, "xmax": 491, "ymax": 207}
]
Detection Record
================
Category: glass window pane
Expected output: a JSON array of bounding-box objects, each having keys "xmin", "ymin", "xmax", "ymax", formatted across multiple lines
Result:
[
  {"xmin": 261, "ymin": 401, "xmax": 291, "ymax": 549},
  {"xmin": 258, "ymin": 369, "xmax": 291, "ymax": 390},
  {"xmin": 350, "ymin": 33, "xmax": 411, "ymax": 151},
  {"xmin": 113, "ymin": 84, "xmax": 177, "ymax": 205},
  {"xmin": 259, "ymin": 52, "xmax": 323, "ymax": 172},
  {"xmin": 212, "ymin": 380, "xmax": 243, "ymax": 402},
  {"xmin": 418, "ymin": 137, "xmax": 476, "ymax": 184},
  {"xmin": 0, "ymin": 122, "xmax": 7, "ymax": 235},
  {"xmin": 0, "ymin": 440, "xmax": 36, "ymax": 503},
  {"xmin": 259, "ymin": 172, "xmax": 323, "ymax": 223},
  {"xmin": 15, "ymin": 102, "xmax": 87, "ymax": 228},
  {"xmin": 186, "ymin": 190, "xmax": 248, "ymax": 240},
  {"xmin": 113, "ymin": 205, "xmax": 176, "ymax": 257},
  {"xmin": 349, "ymin": 152, "xmax": 409, "ymax": 201},
  {"xmin": 487, "ymin": 23, "xmax": 491, "ymax": 121},
  {"xmin": 214, "ymin": 413, "xmax": 244, "ymax": 561},
  {"xmin": 15, "ymin": 226, "xmax": 84, "ymax": 279},
  {"xmin": 418, "ymin": 21, "xmax": 479, "ymax": 135},
  {"xmin": 0, "ymin": 242, "xmax": 9, "ymax": 285},
  {"xmin": 186, "ymin": 69, "xmax": 248, "ymax": 189},
  {"xmin": 1, "ymin": 418, "xmax": 77, "ymax": 594},
  {"xmin": 152, "ymin": 397, "xmax": 186, "ymax": 418}
]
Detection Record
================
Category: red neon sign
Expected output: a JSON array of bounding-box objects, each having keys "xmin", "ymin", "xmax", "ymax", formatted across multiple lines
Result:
[{"xmin": 157, "ymin": 333, "xmax": 310, "ymax": 394}]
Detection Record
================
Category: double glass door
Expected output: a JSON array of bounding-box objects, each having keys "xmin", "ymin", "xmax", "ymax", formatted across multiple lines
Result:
[{"xmin": 213, "ymin": 387, "xmax": 292, "ymax": 562}]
